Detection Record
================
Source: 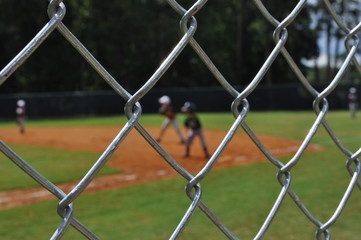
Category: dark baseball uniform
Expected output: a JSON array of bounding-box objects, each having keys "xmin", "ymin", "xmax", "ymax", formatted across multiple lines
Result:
[{"xmin": 184, "ymin": 115, "xmax": 208, "ymax": 151}]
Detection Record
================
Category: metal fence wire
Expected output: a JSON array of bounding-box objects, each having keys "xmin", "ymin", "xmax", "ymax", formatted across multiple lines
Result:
[{"xmin": 0, "ymin": 0, "xmax": 360, "ymax": 239}]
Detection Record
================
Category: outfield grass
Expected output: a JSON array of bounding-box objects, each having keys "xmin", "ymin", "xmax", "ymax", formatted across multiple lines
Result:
[
  {"xmin": 0, "ymin": 144, "xmax": 119, "ymax": 191},
  {"xmin": 0, "ymin": 111, "xmax": 360, "ymax": 239}
]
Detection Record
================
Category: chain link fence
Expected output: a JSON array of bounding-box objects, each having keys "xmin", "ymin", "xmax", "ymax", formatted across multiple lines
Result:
[{"xmin": 0, "ymin": 0, "xmax": 360, "ymax": 239}]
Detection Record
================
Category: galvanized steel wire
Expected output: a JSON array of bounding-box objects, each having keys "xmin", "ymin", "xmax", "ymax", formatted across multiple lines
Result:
[{"xmin": 0, "ymin": 0, "xmax": 360, "ymax": 239}]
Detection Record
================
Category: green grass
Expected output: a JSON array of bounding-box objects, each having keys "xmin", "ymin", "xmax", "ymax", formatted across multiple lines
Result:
[
  {"xmin": 0, "ymin": 114, "xmax": 167, "ymax": 128},
  {"xmin": 0, "ymin": 111, "xmax": 360, "ymax": 239},
  {"xmin": 0, "ymin": 144, "xmax": 119, "ymax": 191}
]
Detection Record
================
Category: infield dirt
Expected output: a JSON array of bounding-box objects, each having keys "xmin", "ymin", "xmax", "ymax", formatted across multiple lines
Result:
[{"xmin": 0, "ymin": 126, "xmax": 321, "ymax": 209}]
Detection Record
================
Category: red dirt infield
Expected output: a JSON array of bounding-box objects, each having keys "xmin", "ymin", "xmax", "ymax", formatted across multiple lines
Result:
[{"xmin": 0, "ymin": 126, "xmax": 321, "ymax": 209}]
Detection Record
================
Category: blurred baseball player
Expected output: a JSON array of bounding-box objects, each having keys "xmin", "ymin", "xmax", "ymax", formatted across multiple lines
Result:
[
  {"xmin": 156, "ymin": 95, "xmax": 186, "ymax": 144},
  {"xmin": 181, "ymin": 101, "xmax": 210, "ymax": 158},
  {"xmin": 348, "ymin": 87, "xmax": 358, "ymax": 118},
  {"xmin": 16, "ymin": 99, "xmax": 26, "ymax": 134}
]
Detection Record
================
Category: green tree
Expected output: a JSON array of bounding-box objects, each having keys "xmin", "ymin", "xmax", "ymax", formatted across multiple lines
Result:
[
  {"xmin": 0, "ymin": 0, "xmax": 319, "ymax": 93},
  {"xmin": 309, "ymin": 0, "xmax": 360, "ymax": 84}
]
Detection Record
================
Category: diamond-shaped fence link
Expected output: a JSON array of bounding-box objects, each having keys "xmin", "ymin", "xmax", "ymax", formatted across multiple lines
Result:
[{"xmin": 0, "ymin": 0, "xmax": 360, "ymax": 239}]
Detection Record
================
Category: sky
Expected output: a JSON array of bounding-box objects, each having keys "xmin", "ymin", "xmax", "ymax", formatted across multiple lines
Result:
[{"xmin": 303, "ymin": 0, "xmax": 361, "ymax": 67}]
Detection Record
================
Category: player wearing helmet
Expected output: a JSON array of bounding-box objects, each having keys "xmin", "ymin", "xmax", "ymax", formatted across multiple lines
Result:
[
  {"xmin": 181, "ymin": 102, "xmax": 210, "ymax": 158},
  {"xmin": 16, "ymin": 99, "xmax": 27, "ymax": 134},
  {"xmin": 348, "ymin": 87, "xmax": 358, "ymax": 118},
  {"xmin": 156, "ymin": 95, "xmax": 186, "ymax": 143}
]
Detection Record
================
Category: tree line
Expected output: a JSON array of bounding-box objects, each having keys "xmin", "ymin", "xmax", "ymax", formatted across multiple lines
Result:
[{"xmin": 0, "ymin": 0, "xmax": 358, "ymax": 93}]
